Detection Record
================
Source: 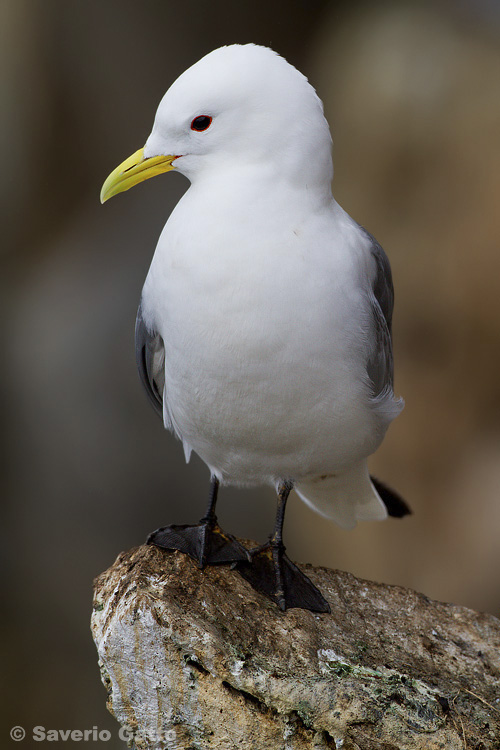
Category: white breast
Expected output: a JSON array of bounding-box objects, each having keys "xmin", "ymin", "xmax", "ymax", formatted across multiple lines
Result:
[{"xmin": 140, "ymin": 178, "xmax": 383, "ymax": 485}]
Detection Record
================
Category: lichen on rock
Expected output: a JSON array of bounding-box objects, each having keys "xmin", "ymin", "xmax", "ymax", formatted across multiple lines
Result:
[{"xmin": 92, "ymin": 544, "xmax": 500, "ymax": 749}]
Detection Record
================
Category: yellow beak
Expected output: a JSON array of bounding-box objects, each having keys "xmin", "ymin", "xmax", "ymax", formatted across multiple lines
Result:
[{"xmin": 100, "ymin": 148, "xmax": 177, "ymax": 203}]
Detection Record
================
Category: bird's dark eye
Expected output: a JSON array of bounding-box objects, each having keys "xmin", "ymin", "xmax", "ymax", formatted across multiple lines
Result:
[{"xmin": 191, "ymin": 115, "xmax": 212, "ymax": 132}]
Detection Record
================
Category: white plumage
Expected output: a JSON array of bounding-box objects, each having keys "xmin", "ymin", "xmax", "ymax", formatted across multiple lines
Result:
[{"xmin": 105, "ymin": 44, "xmax": 404, "ymax": 531}]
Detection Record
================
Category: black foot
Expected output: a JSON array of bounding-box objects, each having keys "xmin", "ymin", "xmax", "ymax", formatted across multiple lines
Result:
[
  {"xmin": 147, "ymin": 520, "xmax": 251, "ymax": 568},
  {"xmin": 235, "ymin": 543, "xmax": 331, "ymax": 613}
]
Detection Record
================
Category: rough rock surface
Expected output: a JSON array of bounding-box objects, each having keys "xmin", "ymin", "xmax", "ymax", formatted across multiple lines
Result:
[{"xmin": 91, "ymin": 544, "xmax": 500, "ymax": 749}]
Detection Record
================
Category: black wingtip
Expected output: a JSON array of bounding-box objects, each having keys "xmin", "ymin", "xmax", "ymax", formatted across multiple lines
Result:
[{"xmin": 370, "ymin": 476, "xmax": 412, "ymax": 518}]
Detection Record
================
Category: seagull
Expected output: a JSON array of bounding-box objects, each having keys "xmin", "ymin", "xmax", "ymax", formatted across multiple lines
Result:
[{"xmin": 101, "ymin": 44, "xmax": 408, "ymax": 613}]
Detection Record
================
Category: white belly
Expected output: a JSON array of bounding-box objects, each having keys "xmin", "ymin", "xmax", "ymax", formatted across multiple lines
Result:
[{"xmin": 141, "ymin": 197, "xmax": 386, "ymax": 485}]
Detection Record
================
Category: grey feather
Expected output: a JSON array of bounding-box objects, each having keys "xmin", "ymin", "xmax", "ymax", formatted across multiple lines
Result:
[
  {"xmin": 135, "ymin": 305, "xmax": 165, "ymax": 418},
  {"xmin": 361, "ymin": 228, "xmax": 395, "ymax": 398}
]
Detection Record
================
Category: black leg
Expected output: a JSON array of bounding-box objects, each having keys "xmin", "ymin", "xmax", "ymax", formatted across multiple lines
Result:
[
  {"xmin": 147, "ymin": 477, "xmax": 250, "ymax": 567},
  {"xmin": 235, "ymin": 482, "xmax": 330, "ymax": 613}
]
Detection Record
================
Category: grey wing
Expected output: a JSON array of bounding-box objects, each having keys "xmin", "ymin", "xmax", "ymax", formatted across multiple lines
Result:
[
  {"xmin": 363, "ymin": 230, "xmax": 395, "ymax": 398},
  {"xmin": 135, "ymin": 304, "xmax": 165, "ymax": 419}
]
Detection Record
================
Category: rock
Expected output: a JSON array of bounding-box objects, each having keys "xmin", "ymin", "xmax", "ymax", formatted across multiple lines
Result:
[{"xmin": 91, "ymin": 544, "xmax": 500, "ymax": 749}]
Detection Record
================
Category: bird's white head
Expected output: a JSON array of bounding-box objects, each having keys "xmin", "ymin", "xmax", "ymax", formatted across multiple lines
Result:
[{"xmin": 101, "ymin": 44, "xmax": 333, "ymax": 203}]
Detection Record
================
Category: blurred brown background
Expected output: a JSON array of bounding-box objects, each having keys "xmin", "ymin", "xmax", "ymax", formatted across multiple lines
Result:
[{"xmin": 2, "ymin": 0, "xmax": 500, "ymax": 746}]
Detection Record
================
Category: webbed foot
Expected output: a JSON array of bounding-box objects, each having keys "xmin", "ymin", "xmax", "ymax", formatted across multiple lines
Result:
[
  {"xmin": 235, "ymin": 541, "xmax": 330, "ymax": 613},
  {"xmin": 147, "ymin": 477, "xmax": 250, "ymax": 568},
  {"xmin": 147, "ymin": 520, "xmax": 250, "ymax": 568}
]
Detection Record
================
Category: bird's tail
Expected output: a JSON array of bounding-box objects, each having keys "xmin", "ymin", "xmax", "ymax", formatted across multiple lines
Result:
[{"xmin": 295, "ymin": 461, "xmax": 408, "ymax": 530}]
